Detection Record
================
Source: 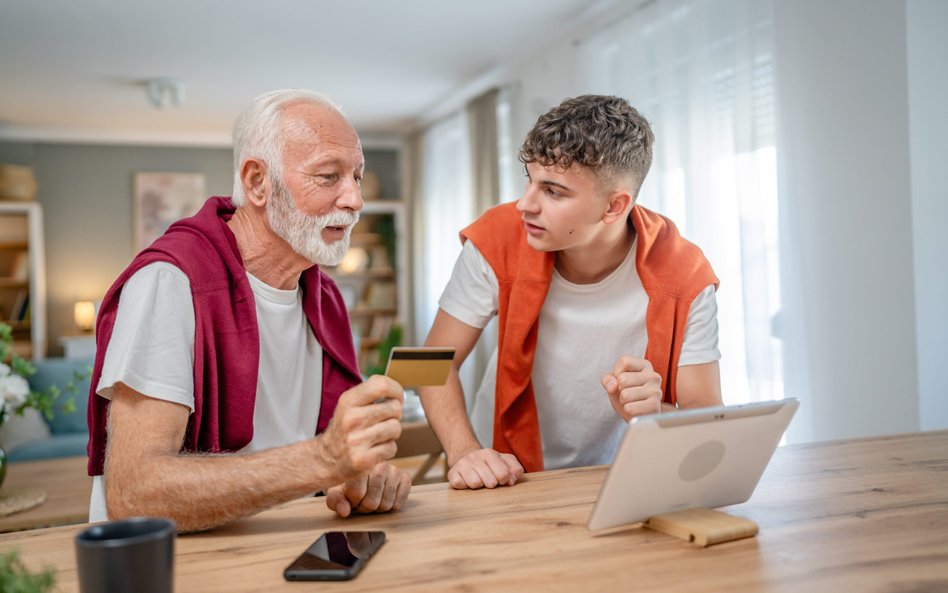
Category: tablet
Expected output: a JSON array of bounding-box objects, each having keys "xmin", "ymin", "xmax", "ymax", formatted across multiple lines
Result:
[{"xmin": 587, "ymin": 398, "xmax": 798, "ymax": 531}]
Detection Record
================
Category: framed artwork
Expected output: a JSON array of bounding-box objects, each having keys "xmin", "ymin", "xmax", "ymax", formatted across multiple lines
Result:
[{"xmin": 133, "ymin": 172, "xmax": 206, "ymax": 251}]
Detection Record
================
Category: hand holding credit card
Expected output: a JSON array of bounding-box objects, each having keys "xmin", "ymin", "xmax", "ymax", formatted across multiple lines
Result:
[{"xmin": 384, "ymin": 347, "xmax": 455, "ymax": 387}]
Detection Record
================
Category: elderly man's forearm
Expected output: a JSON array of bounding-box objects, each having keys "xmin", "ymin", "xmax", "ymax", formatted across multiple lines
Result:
[{"xmin": 105, "ymin": 439, "xmax": 343, "ymax": 532}]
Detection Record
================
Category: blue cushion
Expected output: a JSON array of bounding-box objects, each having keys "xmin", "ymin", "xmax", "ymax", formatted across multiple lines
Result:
[
  {"xmin": 7, "ymin": 433, "xmax": 89, "ymax": 462},
  {"xmin": 27, "ymin": 357, "xmax": 94, "ymax": 435}
]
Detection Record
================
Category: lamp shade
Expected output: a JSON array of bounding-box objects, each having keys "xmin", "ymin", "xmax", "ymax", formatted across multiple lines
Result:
[{"xmin": 74, "ymin": 301, "xmax": 96, "ymax": 332}]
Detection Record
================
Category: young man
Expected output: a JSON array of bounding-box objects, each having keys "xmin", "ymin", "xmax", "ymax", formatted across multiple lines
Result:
[
  {"xmin": 87, "ymin": 90, "xmax": 410, "ymax": 531},
  {"xmin": 420, "ymin": 95, "xmax": 722, "ymax": 490}
]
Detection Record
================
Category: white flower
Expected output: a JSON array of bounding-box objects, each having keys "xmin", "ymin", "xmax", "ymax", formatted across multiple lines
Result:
[
  {"xmin": 0, "ymin": 373, "xmax": 30, "ymax": 407},
  {"xmin": 0, "ymin": 362, "xmax": 10, "ymax": 378}
]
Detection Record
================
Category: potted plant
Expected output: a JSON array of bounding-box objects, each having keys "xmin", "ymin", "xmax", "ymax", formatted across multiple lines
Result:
[
  {"xmin": 0, "ymin": 322, "xmax": 79, "ymax": 489},
  {"xmin": 0, "ymin": 549, "xmax": 55, "ymax": 593}
]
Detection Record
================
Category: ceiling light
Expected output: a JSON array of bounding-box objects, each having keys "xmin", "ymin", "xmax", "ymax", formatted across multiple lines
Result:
[{"xmin": 146, "ymin": 77, "xmax": 186, "ymax": 109}]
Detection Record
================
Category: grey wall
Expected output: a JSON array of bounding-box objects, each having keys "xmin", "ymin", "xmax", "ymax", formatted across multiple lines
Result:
[
  {"xmin": 907, "ymin": 0, "xmax": 948, "ymax": 431},
  {"xmin": 0, "ymin": 141, "xmax": 401, "ymax": 356},
  {"xmin": 0, "ymin": 142, "xmax": 233, "ymax": 355},
  {"xmin": 774, "ymin": 0, "xmax": 921, "ymax": 442},
  {"xmin": 364, "ymin": 149, "xmax": 401, "ymax": 201}
]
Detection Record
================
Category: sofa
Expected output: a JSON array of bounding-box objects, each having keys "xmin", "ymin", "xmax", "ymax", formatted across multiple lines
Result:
[{"xmin": 0, "ymin": 357, "xmax": 93, "ymax": 463}]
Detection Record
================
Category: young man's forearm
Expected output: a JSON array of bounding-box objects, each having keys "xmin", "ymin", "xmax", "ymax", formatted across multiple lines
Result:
[{"xmin": 418, "ymin": 370, "xmax": 482, "ymax": 467}]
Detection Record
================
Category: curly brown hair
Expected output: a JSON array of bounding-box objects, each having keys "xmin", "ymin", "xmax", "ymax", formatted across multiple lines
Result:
[{"xmin": 519, "ymin": 95, "xmax": 654, "ymax": 195}]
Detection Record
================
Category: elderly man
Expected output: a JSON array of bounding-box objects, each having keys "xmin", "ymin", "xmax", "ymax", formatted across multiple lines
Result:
[{"xmin": 86, "ymin": 90, "xmax": 410, "ymax": 532}]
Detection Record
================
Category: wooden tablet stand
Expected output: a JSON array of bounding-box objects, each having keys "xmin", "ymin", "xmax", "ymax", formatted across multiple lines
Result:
[{"xmin": 643, "ymin": 508, "xmax": 758, "ymax": 547}]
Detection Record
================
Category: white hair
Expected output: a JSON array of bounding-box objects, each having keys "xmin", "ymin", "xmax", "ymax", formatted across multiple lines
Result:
[{"xmin": 231, "ymin": 89, "xmax": 343, "ymax": 206}]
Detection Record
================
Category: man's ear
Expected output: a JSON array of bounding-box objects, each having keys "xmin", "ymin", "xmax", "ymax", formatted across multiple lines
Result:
[
  {"xmin": 602, "ymin": 190, "xmax": 634, "ymax": 224},
  {"xmin": 239, "ymin": 158, "xmax": 270, "ymax": 207}
]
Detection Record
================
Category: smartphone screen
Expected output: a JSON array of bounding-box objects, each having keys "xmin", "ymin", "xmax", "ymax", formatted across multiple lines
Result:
[{"xmin": 283, "ymin": 531, "xmax": 386, "ymax": 581}]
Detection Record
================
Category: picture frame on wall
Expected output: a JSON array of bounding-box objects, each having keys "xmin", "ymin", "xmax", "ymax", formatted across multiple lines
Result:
[{"xmin": 133, "ymin": 171, "xmax": 206, "ymax": 251}]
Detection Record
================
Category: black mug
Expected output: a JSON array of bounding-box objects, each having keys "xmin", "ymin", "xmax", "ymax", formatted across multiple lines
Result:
[{"xmin": 75, "ymin": 517, "xmax": 175, "ymax": 593}]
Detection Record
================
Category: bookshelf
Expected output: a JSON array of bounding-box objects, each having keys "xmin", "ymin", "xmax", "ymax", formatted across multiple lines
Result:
[
  {"xmin": 0, "ymin": 202, "xmax": 46, "ymax": 361},
  {"xmin": 327, "ymin": 201, "xmax": 407, "ymax": 375}
]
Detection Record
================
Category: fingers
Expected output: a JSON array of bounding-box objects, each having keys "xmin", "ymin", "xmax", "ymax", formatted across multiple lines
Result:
[
  {"xmin": 605, "ymin": 356, "xmax": 663, "ymax": 422},
  {"xmin": 351, "ymin": 421, "xmax": 401, "ymax": 470},
  {"xmin": 321, "ymin": 377, "xmax": 407, "ymax": 481},
  {"xmin": 620, "ymin": 397, "xmax": 661, "ymax": 419},
  {"xmin": 615, "ymin": 374, "xmax": 662, "ymax": 412},
  {"xmin": 357, "ymin": 464, "xmax": 410, "ymax": 514},
  {"xmin": 500, "ymin": 453, "xmax": 525, "ymax": 485},
  {"xmin": 354, "ymin": 464, "xmax": 387, "ymax": 512},
  {"xmin": 601, "ymin": 373, "xmax": 618, "ymax": 395},
  {"xmin": 448, "ymin": 449, "xmax": 520, "ymax": 490},
  {"xmin": 610, "ymin": 355, "xmax": 651, "ymax": 377},
  {"xmin": 325, "ymin": 484, "xmax": 352, "ymax": 518},
  {"xmin": 391, "ymin": 470, "xmax": 411, "ymax": 511},
  {"xmin": 331, "ymin": 463, "xmax": 412, "ymax": 517},
  {"xmin": 348, "ymin": 374, "xmax": 405, "ymax": 406}
]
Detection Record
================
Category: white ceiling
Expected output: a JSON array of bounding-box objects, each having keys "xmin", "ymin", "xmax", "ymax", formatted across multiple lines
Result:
[{"xmin": 0, "ymin": 0, "xmax": 607, "ymax": 146}]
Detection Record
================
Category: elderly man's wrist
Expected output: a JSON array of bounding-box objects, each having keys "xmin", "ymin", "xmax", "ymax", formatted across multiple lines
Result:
[{"xmin": 309, "ymin": 438, "xmax": 350, "ymax": 486}]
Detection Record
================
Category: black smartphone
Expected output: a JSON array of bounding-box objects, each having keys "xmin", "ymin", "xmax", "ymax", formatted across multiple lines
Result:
[{"xmin": 283, "ymin": 531, "xmax": 386, "ymax": 581}]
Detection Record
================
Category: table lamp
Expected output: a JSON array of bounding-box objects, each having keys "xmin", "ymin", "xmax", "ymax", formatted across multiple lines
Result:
[{"xmin": 74, "ymin": 301, "xmax": 96, "ymax": 333}]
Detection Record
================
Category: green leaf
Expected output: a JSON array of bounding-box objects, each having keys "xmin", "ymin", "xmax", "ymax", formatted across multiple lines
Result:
[
  {"xmin": 0, "ymin": 326, "xmax": 90, "ymax": 431},
  {"xmin": 0, "ymin": 549, "xmax": 56, "ymax": 593}
]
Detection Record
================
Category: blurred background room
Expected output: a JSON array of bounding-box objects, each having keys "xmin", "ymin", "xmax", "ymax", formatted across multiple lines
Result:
[{"xmin": 0, "ymin": 0, "xmax": 945, "ymax": 470}]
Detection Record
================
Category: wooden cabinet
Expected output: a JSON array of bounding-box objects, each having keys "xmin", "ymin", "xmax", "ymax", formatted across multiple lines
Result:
[
  {"xmin": 326, "ymin": 201, "xmax": 407, "ymax": 375},
  {"xmin": 0, "ymin": 202, "xmax": 46, "ymax": 361}
]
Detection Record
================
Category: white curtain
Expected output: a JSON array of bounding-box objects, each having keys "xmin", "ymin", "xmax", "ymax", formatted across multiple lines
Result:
[
  {"xmin": 465, "ymin": 90, "xmax": 503, "ymax": 399},
  {"xmin": 578, "ymin": 0, "xmax": 782, "ymax": 404},
  {"xmin": 414, "ymin": 112, "xmax": 476, "ymax": 391}
]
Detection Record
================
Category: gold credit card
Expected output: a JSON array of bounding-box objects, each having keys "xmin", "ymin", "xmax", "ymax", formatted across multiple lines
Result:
[{"xmin": 384, "ymin": 347, "xmax": 455, "ymax": 387}]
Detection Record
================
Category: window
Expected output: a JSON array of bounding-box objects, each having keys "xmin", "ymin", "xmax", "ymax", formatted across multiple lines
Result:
[{"xmin": 579, "ymin": 0, "xmax": 782, "ymax": 403}]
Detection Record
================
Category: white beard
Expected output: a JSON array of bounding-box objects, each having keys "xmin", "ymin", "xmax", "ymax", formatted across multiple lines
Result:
[{"xmin": 267, "ymin": 179, "xmax": 359, "ymax": 266}]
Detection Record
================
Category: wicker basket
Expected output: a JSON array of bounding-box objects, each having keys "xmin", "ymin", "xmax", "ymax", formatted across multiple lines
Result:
[{"xmin": 0, "ymin": 164, "xmax": 37, "ymax": 201}]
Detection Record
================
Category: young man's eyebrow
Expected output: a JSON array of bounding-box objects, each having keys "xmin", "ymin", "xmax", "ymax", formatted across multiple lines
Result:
[
  {"xmin": 525, "ymin": 165, "xmax": 573, "ymax": 192},
  {"xmin": 539, "ymin": 179, "xmax": 572, "ymax": 192}
]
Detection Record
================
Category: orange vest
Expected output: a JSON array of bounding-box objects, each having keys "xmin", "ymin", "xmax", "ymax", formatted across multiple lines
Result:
[{"xmin": 461, "ymin": 202, "xmax": 718, "ymax": 472}]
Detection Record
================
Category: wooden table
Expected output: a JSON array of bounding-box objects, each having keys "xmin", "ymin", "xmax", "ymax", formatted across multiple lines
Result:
[
  {"xmin": 0, "ymin": 456, "xmax": 91, "ymax": 533},
  {"xmin": 1, "ymin": 431, "xmax": 946, "ymax": 592}
]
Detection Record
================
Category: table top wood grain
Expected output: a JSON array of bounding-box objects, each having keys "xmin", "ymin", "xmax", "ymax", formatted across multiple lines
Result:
[
  {"xmin": 1, "ymin": 430, "xmax": 946, "ymax": 593},
  {"xmin": 0, "ymin": 456, "xmax": 91, "ymax": 533}
]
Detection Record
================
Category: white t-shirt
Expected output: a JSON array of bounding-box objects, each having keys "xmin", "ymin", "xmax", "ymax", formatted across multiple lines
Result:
[
  {"xmin": 439, "ymin": 239, "xmax": 719, "ymax": 470},
  {"xmin": 89, "ymin": 262, "xmax": 323, "ymax": 522}
]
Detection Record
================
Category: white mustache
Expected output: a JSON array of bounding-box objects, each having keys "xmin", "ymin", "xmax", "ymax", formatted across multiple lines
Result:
[{"xmin": 317, "ymin": 209, "xmax": 360, "ymax": 229}]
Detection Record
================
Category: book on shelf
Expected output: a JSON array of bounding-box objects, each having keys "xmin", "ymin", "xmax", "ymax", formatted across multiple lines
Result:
[
  {"xmin": 349, "ymin": 316, "xmax": 369, "ymax": 338},
  {"xmin": 9, "ymin": 291, "xmax": 29, "ymax": 322},
  {"xmin": 369, "ymin": 315, "xmax": 395, "ymax": 341},
  {"xmin": 8, "ymin": 250, "xmax": 29, "ymax": 281},
  {"xmin": 364, "ymin": 281, "xmax": 397, "ymax": 309}
]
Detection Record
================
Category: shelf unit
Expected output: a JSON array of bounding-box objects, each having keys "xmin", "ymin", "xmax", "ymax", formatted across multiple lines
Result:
[
  {"xmin": 0, "ymin": 202, "xmax": 47, "ymax": 361},
  {"xmin": 326, "ymin": 201, "xmax": 407, "ymax": 375}
]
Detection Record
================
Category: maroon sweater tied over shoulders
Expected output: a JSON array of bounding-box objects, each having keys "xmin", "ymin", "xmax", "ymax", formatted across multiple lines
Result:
[{"xmin": 86, "ymin": 197, "xmax": 361, "ymax": 476}]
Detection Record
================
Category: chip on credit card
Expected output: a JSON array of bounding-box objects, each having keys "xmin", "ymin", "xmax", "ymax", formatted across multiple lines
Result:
[{"xmin": 384, "ymin": 347, "xmax": 455, "ymax": 387}]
